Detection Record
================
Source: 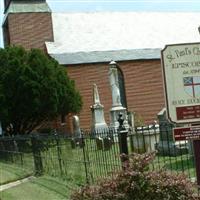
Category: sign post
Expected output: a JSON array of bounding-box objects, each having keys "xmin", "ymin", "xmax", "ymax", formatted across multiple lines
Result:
[
  {"xmin": 193, "ymin": 140, "xmax": 200, "ymax": 186},
  {"xmin": 161, "ymin": 43, "xmax": 200, "ymax": 186}
]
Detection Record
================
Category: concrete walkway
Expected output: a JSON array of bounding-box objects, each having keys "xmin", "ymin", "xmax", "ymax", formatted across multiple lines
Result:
[{"xmin": 0, "ymin": 176, "xmax": 35, "ymax": 192}]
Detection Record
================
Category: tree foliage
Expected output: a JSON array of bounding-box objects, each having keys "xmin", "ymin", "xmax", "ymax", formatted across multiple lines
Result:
[{"xmin": 0, "ymin": 46, "xmax": 82, "ymax": 134}]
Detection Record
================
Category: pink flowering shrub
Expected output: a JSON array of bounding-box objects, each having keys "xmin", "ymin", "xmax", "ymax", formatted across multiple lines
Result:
[{"xmin": 71, "ymin": 152, "xmax": 198, "ymax": 200}]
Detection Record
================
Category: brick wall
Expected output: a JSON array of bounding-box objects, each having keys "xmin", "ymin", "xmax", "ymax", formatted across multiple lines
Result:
[
  {"xmin": 66, "ymin": 59, "xmax": 165, "ymax": 130},
  {"xmin": 66, "ymin": 63, "xmax": 112, "ymax": 130},
  {"xmin": 120, "ymin": 60, "xmax": 165, "ymax": 124},
  {"xmin": 7, "ymin": 12, "xmax": 54, "ymax": 50}
]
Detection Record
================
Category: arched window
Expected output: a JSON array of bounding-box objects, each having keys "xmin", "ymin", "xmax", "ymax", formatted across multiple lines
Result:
[{"xmin": 117, "ymin": 66, "xmax": 127, "ymax": 108}]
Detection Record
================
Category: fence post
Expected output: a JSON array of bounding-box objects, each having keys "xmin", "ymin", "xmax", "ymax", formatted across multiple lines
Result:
[
  {"xmin": 81, "ymin": 132, "xmax": 89, "ymax": 184},
  {"xmin": 193, "ymin": 140, "xmax": 200, "ymax": 186},
  {"xmin": 118, "ymin": 113, "xmax": 129, "ymax": 165},
  {"xmin": 31, "ymin": 134, "xmax": 43, "ymax": 176},
  {"xmin": 55, "ymin": 132, "xmax": 63, "ymax": 175}
]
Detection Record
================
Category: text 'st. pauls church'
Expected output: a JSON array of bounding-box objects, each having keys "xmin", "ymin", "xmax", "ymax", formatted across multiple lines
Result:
[{"xmin": 3, "ymin": 0, "xmax": 200, "ymax": 131}]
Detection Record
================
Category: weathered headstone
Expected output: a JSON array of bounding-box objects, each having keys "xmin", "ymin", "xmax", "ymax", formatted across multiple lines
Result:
[
  {"xmin": 71, "ymin": 139, "xmax": 76, "ymax": 149},
  {"xmin": 95, "ymin": 136, "xmax": 113, "ymax": 151},
  {"xmin": 96, "ymin": 137, "xmax": 104, "ymax": 150},
  {"xmin": 91, "ymin": 84, "xmax": 108, "ymax": 133},
  {"xmin": 73, "ymin": 115, "xmax": 82, "ymax": 138},
  {"xmin": 103, "ymin": 137, "xmax": 112, "ymax": 151},
  {"xmin": 157, "ymin": 108, "xmax": 188, "ymax": 156},
  {"xmin": 72, "ymin": 115, "xmax": 84, "ymax": 148}
]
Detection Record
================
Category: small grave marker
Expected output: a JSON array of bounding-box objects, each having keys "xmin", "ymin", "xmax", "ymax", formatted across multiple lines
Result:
[
  {"xmin": 103, "ymin": 137, "xmax": 112, "ymax": 151},
  {"xmin": 96, "ymin": 137, "xmax": 104, "ymax": 150}
]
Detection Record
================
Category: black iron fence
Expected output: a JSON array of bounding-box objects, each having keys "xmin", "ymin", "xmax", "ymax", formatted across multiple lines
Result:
[{"xmin": 0, "ymin": 123, "xmax": 197, "ymax": 185}]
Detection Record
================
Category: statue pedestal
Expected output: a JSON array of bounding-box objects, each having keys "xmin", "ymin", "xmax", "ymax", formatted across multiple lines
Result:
[{"xmin": 110, "ymin": 106, "xmax": 129, "ymax": 130}]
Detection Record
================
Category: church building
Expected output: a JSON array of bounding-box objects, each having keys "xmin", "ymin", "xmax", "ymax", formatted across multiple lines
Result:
[{"xmin": 2, "ymin": 0, "xmax": 200, "ymax": 131}]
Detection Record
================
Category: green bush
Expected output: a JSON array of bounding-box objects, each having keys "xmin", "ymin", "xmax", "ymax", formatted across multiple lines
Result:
[{"xmin": 71, "ymin": 152, "xmax": 198, "ymax": 200}]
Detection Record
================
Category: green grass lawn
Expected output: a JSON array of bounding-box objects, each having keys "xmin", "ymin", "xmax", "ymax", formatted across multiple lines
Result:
[
  {"xmin": 0, "ymin": 175, "xmax": 78, "ymax": 200},
  {"xmin": 153, "ymin": 154, "xmax": 196, "ymax": 179},
  {"xmin": 0, "ymin": 162, "xmax": 33, "ymax": 185}
]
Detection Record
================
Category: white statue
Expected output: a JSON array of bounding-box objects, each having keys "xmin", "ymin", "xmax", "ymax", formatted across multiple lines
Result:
[
  {"xmin": 109, "ymin": 61, "xmax": 122, "ymax": 107},
  {"xmin": 108, "ymin": 61, "xmax": 129, "ymax": 130},
  {"xmin": 93, "ymin": 83, "xmax": 101, "ymax": 105}
]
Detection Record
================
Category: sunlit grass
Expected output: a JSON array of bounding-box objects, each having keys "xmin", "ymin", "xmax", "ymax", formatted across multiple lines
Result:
[
  {"xmin": 0, "ymin": 175, "xmax": 76, "ymax": 200},
  {"xmin": 0, "ymin": 162, "xmax": 33, "ymax": 185}
]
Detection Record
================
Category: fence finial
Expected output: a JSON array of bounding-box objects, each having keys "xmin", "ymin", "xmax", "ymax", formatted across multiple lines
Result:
[{"xmin": 118, "ymin": 113, "xmax": 125, "ymax": 131}]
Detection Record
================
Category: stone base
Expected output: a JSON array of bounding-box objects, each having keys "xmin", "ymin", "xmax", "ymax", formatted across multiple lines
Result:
[
  {"xmin": 110, "ymin": 106, "xmax": 129, "ymax": 130},
  {"xmin": 91, "ymin": 123, "xmax": 108, "ymax": 134}
]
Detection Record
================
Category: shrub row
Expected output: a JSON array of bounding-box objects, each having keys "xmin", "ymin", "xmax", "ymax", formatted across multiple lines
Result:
[{"xmin": 71, "ymin": 152, "xmax": 198, "ymax": 200}]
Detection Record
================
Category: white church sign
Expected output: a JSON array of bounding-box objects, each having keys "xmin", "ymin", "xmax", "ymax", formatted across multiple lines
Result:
[{"xmin": 161, "ymin": 43, "xmax": 200, "ymax": 124}]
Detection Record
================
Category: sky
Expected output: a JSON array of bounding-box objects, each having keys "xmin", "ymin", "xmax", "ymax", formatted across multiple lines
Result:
[{"xmin": 1, "ymin": 0, "xmax": 200, "ymax": 47}]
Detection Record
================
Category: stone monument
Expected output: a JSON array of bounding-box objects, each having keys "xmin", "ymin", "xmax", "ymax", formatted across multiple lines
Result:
[
  {"xmin": 108, "ymin": 61, "xmax": 129, "ymax": 130},
  {"xmin": 157, "ymin": 108, "xmax": 188, "ymax": 156},
  {"xmin": 91, "ymin": 84, "xmax": 108, "ymax": 133},
  {"xmin": 72, "ymin": 115, "xmax": 82, "ymax": 138},
  {"xmin": 71, "ymin": 115, "xmax": 84, "ymax": 148}
]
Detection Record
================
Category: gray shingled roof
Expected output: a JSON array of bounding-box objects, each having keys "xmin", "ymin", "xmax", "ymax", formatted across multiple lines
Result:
[{"xmin": 46, "ymin": 12, "xmax": 200, "ymax": 64}]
